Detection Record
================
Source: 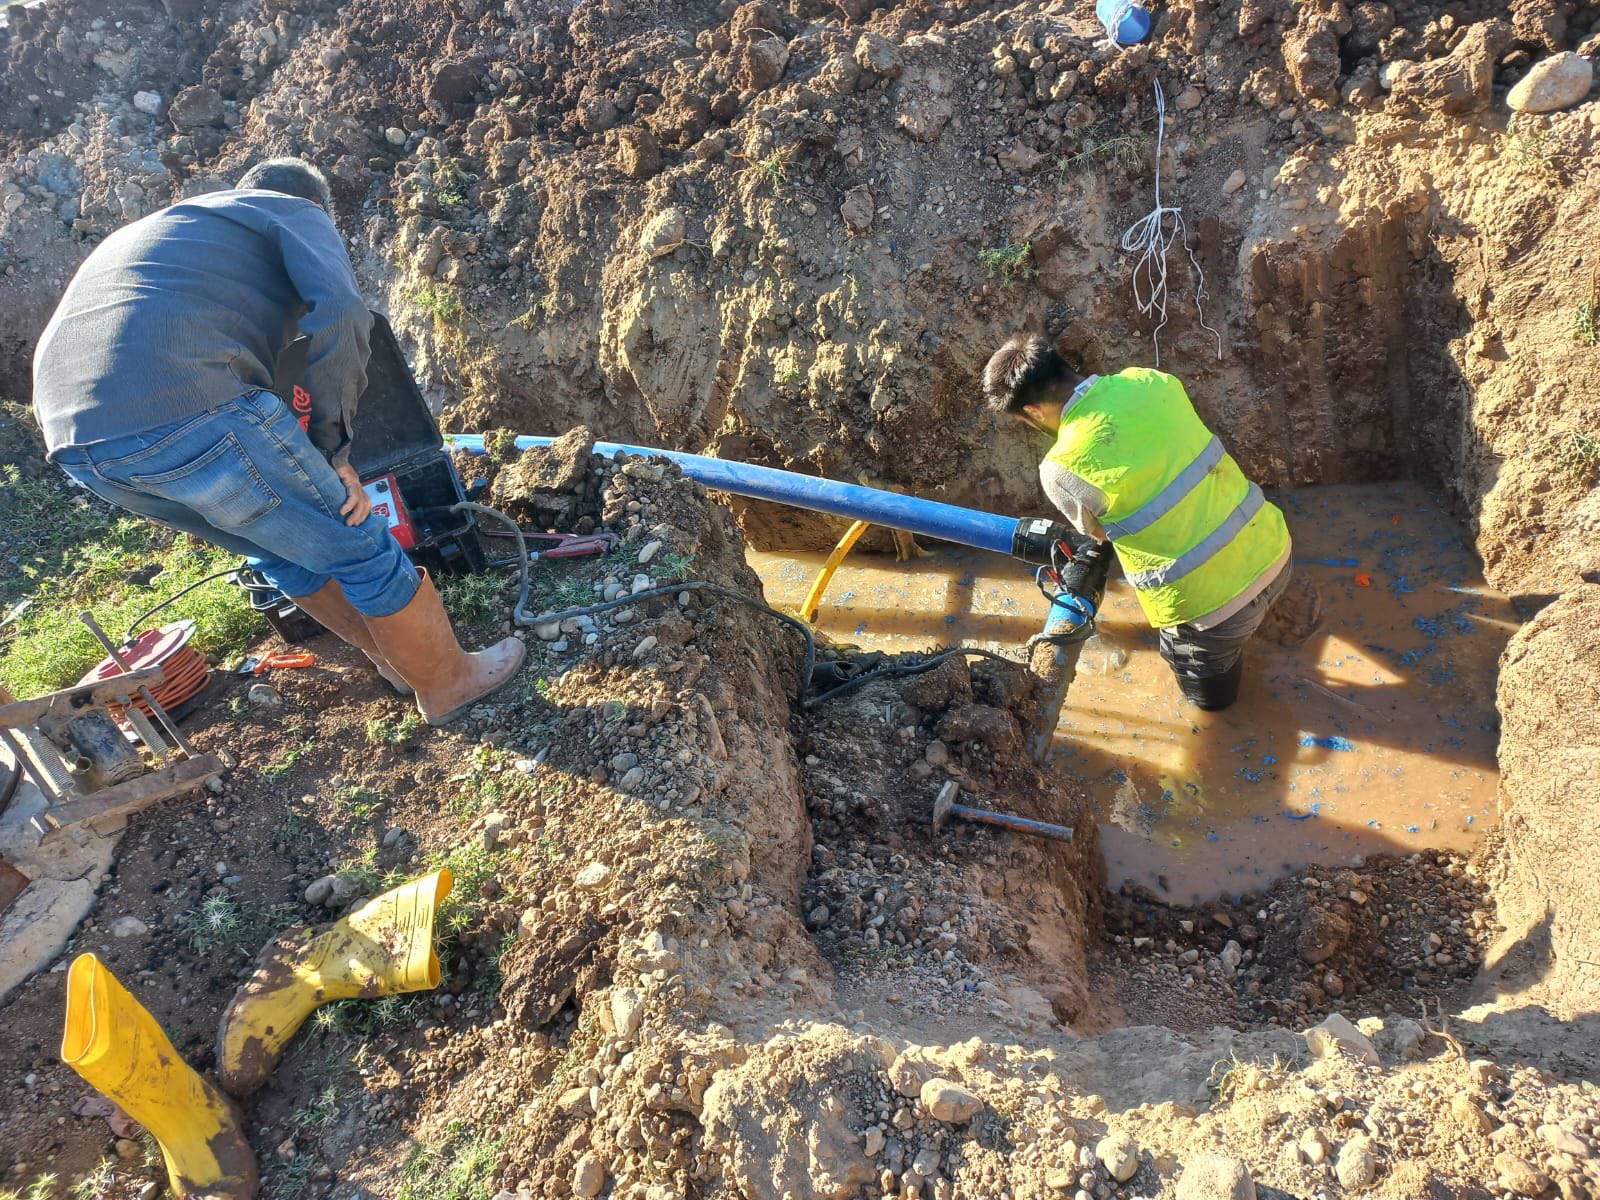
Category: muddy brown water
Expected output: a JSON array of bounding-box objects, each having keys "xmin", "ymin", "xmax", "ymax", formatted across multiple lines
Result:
[{"xmin": 750, "ymin": 482, "xmax": 1516, "ymax": 905}]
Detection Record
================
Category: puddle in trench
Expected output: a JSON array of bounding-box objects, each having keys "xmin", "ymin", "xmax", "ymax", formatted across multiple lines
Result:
[{"xmin": 749, "ymin": 482, "xmax": 1516, "ymax": 904}]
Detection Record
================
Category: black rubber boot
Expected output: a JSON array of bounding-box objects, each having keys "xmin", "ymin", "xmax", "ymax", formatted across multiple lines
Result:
[{"xmin": 1177, "ymin": 659, "xmax": 1244, "ymax": 711}]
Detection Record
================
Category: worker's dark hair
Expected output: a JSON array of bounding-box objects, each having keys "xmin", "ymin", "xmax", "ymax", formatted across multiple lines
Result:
[
  {"xmin": 983, "ymin": 333, "xmax": 1079, "ymax": 416},
  {"xmin": 237, "ymin": 157, "xmax": 332, "ymax": 210}
]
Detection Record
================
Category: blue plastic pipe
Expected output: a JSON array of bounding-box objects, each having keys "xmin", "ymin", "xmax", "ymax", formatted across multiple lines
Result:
[{"xmin": 450, "ymin": 434, "xmax": 1022, "ymax": 556}]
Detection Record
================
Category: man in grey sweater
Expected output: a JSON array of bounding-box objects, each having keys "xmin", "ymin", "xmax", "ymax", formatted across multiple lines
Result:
[{"xmin": 33, "ymin": 158, "xmax": 522, "ymax": 725}]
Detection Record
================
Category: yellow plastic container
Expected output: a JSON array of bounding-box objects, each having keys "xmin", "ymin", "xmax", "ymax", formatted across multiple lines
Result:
[
  {"xmin": 216, "ymin": 868, "xmax": 452, "ymax": 1097},
  {"xmin": 61, "ymin": 953, "xmax": 258, "ymax": 1199}
]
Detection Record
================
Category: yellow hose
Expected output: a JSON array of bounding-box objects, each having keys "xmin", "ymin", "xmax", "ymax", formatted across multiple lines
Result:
[{"xmin": 801, "ymin": 520, "xmax": 871, "ymax": 623}]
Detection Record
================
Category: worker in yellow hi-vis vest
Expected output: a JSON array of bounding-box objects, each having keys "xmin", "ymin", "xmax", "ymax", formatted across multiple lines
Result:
[{"xmin": 984, "ymin": 333, "xmax": 1293, "ymax": 711}]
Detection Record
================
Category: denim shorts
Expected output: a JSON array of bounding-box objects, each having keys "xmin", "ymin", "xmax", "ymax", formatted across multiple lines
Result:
[{"xmin": 53, "ymin": 391, "xmax": 419, "ymax": 616}]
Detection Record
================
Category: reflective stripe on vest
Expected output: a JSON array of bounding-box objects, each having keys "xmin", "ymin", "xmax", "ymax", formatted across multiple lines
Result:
[
  {"xmin": 1101, "ymin": 434, "xmax": 1225, "ymax": 540},
  {"xmin": 1123, "ymin": 482, "xmax": 1265, "ymax": 589}
]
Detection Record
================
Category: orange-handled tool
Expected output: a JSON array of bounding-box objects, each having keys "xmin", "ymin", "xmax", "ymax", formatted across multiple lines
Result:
[{"xmin": 236, "ymin": 651, "xmax": 316, "ymax": 674}]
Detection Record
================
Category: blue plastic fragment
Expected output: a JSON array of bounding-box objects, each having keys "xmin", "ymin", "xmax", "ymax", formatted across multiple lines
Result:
[
  {"xmin": 1300, "ymin": 735, "xmax": 1355, "ymax": 751},
  {"xmin": 1406, "ymin": 824, "xmax": 1420, "ymax": 833},
  {"xmin": 1263, "ymin": 754, "xmax": 1278, "ymax": 765},
  {"xmin": 1307, "ymin": 556, "xmax": 1359, "ymax": 567}
]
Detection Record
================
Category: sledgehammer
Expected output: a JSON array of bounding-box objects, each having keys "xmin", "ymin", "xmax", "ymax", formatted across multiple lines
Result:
[{"xmin": 930, "ymin": 780, "xmax": 1075, "ymax": 844}]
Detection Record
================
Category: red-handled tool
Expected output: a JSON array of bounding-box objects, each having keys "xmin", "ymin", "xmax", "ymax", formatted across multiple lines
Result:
[{"xmin": 235, "ymin": 652, "xmax": 317, "ymax": 675}]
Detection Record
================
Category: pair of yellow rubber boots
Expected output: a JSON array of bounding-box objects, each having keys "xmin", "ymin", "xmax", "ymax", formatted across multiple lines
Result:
[{"xmin": 61, "ymin": 870, "xmax": 452, "ymax": 1198}]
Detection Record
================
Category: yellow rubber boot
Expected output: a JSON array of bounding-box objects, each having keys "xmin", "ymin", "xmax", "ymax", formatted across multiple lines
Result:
[
  {"xmin": 61, "ymin": 954, "xmax": 259, "ymax": 1199},
  {"xmin": 216, "ymin": 869, "xmax": 453, "ymax": 1098}
]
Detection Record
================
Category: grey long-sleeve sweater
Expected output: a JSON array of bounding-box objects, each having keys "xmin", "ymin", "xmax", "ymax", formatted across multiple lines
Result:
[{"xmin": 32, "ymin": 189, "xmax": 372, "ymax": 466}]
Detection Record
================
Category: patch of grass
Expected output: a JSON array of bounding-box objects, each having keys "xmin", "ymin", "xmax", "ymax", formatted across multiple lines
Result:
[
  {"xmin": 977, "ymin": 241, "xmax": 1038, "ymax": 284},
  {"xmin": 330, "ymin": 783, "xmax": 386, "ymax": 830},
  {"xmin": 1207, "ymin": 1051, "xmax": 1290, "ymax": 1102},
  {"xmin": 67, "ymin": 1160, "xmax": 118, "ymax": 1200},
  {"xmin": 436, "ymin": 160, "xmax": 478, "ymax": 208},
  {"xmin": 261, "ymin": 736, "xmax": 317, "ymax": 787},
  {"xmin": 1, "ymin": 1176, "xmax": 59, "ymax": 1200},
  {"xmin": 291, "ymin": 1084, "xmax": 340, "ymax": 1132},
  {"xmin": 366, "ymin": 711, "xmax": 425, "ymax": 750},
  {"xmin": 1554, "ymin": 430, "xmax": 1600, "ymax": 483},
  {"xmin": 508, "ymin": 292, "xmax": 558, "ymax": 331},
  {"xmin": 407, "ymin": 282, "xmax": 467, "ymax": 326},
  {"xmin": 313, "ymin": 991, "xmax": 423, "ymax": 1037},
  {"xmin": 0, "ymin": 408, "xmax": 260, "ymax": 698},
  {"xmin": 483, "ymin": 428, "xmax": 520, "ymax": 464},
  {"xmin": 440, "ymin": 570, "xmax": 507, "ymax": 630},
  {"xmin": 1503, "ymin": 120, "xmax": 1556, "ymax": 174},
  {"xmin": 654, "ymin": 550, "xmax": 697, "ymax": 582},
  {"xmin": 529, "ymin": 560, "xmax": 595, "ymax": 612},
  {"xmin": 450, "ymin": 744, "xmax": 529, "ymax": 818},
  {"xmin": 267, "ymin": 1152, "xmax": 315, "ymax": 1200},
  {"xmin": 1056, "ymin": 130, "xmax": 1151, "ymax": 180},
  {"xmin": 475, "ymin": 929, "xmax": 518, "ymax": 1002},
  {"xmin": 1574, "ymin": 273, "xmax": 1598, "ymax": 348},
  {"xmin": 182, "ymin": 893, "xmax": 246, "ymax": 954},
  {"xmin": 397, "ymin": 1122, "xmax": 504, "ymax": 1200}
]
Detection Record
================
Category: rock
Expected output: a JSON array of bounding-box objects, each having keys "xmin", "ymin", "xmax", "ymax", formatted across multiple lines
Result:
[
  {"xmin": 924, "ymin": 741, "xmax": 950, "ymax": 767},
  {"xmin": 631, "ymin": 573, "xmax": 653, "ymax": 594},
  {"xmin": 1494, "ymin": 1152, "xmax": 1550, "ymax": 1196},
  {"xmin": 1305, "ymin": 1013, "xmax": 1380, "ymax": 1066},
  {"xmin": 1296, "ymin": 907, "xmax": 1350, "ymax": 964},
  {"xmin": 428, "ymin": 59, "xmax": 480, "ymax": 106},
  {"xmin": 385, "ymin": 127, "xmax": 407, "ymax": 146},
  {"xmin": 481, "ymin": 812, "xmax": 510, "ymax": 850},
  {"xmin": 1175, "ymin": 85, "xmax": 1204, "ymax": 111},
  {"xmin": 1096, "ymin": 1131, "xmax": 1140, "ymax": 1182},
  {"xmin": 632, "ymin": 636, "xmax": 657, "ymax": 659},
  {"xmin": 610, "ymin": 987, "xmax": 645, "ymax": 1040},
  {"xmin": 619, "ymin": 766, "xmax": 645, "ymax": 791},
  {"xmin": 639, "ymin": 207, "xmax": 687, "ymax": 257},
  {"xmin": 1452, "ymin": 1095, "xmax": 1494, "ymax": 1134},
  {"xmin": 110, "ymin": 915, "xmax": 148, "ymax": 938},
  {"xmin": 1335, "ymin": 1137, "xmax": 1378, "ymax": 1190},
  {"xmin": 1222, "ymin": 170, "xmax": 1247, "ymax": 195},
  {"xmin": 937, "ymin": 703, "xmax": 1019, "ymax": 749},
  {"xmin": 247, "ymin": 683, "xmax": 281, "ymax": 708},
  {"xmin": 1508, "ymin": 52, "xmax": 1595, "ymax": 113},
  {"xmin": 1391, "ymin": 19, "xmax": 1512, "ymax": 114},
  {"xmin": 633, "ymin": 930, "xmax": 680, "ymax": 973},
  {"xmin": 1298, "ymin": 1130, "xmax": 1330, "ymax": 1165},
  {"xmin": 575, "ymin": 862, "xmax": 611, "ymax": 889},
  {"xmin": 920, "ymin": 1078, "xmax": 982, "ymax": 1123},
  {"xmin": 1371, "ymin": 1015, "xmax": 1425, "ymax": 1061},
  {"xmin": 1045, "ymin": 1167, "xmax": 1076, "ymax": 1191},
  {"xmin": 839, "ymin": 184, "xmax": 874, "ymax": 236},
  {"xmin": 854, "ymin": 32, "xmax": 903, "ymax": 79},
  {"xmin": 911, "ymin": 1147, "xmax": 940, "ymax": 1177},
  {"xmin": 1539, "ymin": 1125, "xmax": 1590, "ymax": 1158},
  {"xmin": 1219, "ymin": 940, "xmax": 1243, "ymax": 975},
  {"xmin": 864, "ymin": 1127, "xmax": 885, "ymax": 1156},
  {"xmin": 168, "ymin": 85, "xmax": 224, "ymax": 129},
  {"xmin": 738, "ymin": 33, "xmax": 790, "ymax": 91},
  {"xmin": 318, "ymin": 46, "xmax": 346, "ymax": 70},
  {"xmin": 1176, "ymin": 1155, "xmax": 1255, "ymax": 1200},
  {"xmin": 304, "ymin": 876, "xmax": 335, "ymax": 905},
  {"xmin": 615, "ymin": 126, "xmax": 662, "ymax": 180},
  {"xmin": 572, "ymin": 1153, "xmax": 606, "ymax": 1198},
  {"xmin": 638, "ymin": 540, "xmax": 662, "ymax": 565},
  {"xmin": 533, "ymin": 620, "xmax": 562, "ymax": 641},
  {"xmin": 132, "ymin": 90, "xmax": 163, "ymax": 116}
]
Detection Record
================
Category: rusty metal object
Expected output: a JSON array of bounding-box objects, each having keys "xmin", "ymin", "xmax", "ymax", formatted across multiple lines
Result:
[{"xmin": 930, "ymin": 780, "xmax": 1075, "ymax": 844}]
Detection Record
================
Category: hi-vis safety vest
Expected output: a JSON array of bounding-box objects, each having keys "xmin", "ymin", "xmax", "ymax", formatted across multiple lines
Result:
[{"xmin": 1044, "ymin": 368, "xmax": 1289, "ymax": 629}]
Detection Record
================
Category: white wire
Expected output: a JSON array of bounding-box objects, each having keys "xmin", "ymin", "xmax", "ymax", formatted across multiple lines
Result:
[{"xmin": 1118, "ymin": 80, "xmax": 1224, "ymax": 366}]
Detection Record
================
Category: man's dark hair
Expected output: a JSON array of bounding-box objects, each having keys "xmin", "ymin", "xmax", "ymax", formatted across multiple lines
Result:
[
  {"xmin": 982, "ymin": 333, "xmax": 1078, "ymax": 416},
  {"xmin": 237, "ymin": 157, "xmax": 332, "ymax": 210}
]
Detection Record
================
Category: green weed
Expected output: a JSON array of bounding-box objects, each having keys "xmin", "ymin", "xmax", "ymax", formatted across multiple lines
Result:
[
  {"xmin": 436, "ymin": 160, "xmax": 478, "ymax": 208},
  {"xmin": 397, "ymin": 1122, "xmax": 504, "ymax": 1200},
  {"xmin": 366, "ymin": 711, "xmax": 425, "ymax": 750},
  {"xmin": 331, "ymin": 783, "xmax": 386, "ymax": 830},
  {"xmin": 1574, "ymin": 274, "xmax": 1598, "ymax": 347},
  {"xmin": 508, "ymin": 292, "xmax": 558, "ymax": 331},
  {"xmin": 261, "ymin": 737, "xmax": 316, "ymax": 786},
  {"xmin": 655, "ymin": 550, "xmax": 697, "ymax": 581},
  {"xmin": 1056, "ymin": 131, "xmax": 1150, "ymax": 180},
  {"xmin": 977, "ymin": 241, "xmax": 1038, "ymax": 284},
  {"xmin": 1504, "ymin": 122, "xmax": 1556, "ymax": 174},
  {"xmin": 529, "ymin": 560, "xmax": 594, "ymax": 612},
  {"xmin": 440, "ymin": 570, "xmax": 507, "ymax": 630},
  {"xmin": 67, "ymin": 1160, "xmax": 118, "ymax": 1200},
  {"xmin": 182, "ymin": 893, "xmax": 245, "ymax": 954},
  {"xmin": 1554, "ymin": 431, "xmax": 1600, "ymax": 483},
  {"xmin": 1, "ymin": 1176, "xmax": 59, "ymax": 1200},
  {"xmin": 267, "ymin": 1152, "xmax": 315, "ymax": 1200},
  {"xmin": 407, "ymin": 282, "xmax": 467, "ymax": 326},
  {"xmin": 483, "ymin": 428, "xmax": 520, "ymax": 463},
  {"xmin": 475, "ymin": 929, "xmax": 518, "ymax": 1002},
  {"xmin": 450, "ymin": 744, "xmax": 528, "ymax": 818},
  {"xmin": 291, "ymin": 1084, "xmax": 340, "ymax": 1131}
]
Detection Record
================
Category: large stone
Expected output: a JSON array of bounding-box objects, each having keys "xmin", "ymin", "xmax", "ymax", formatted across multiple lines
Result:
[
  {"xmin": 853, "ymin": 32, "xmax": 903, "ymax": 79},
  {"xmin": 615, "ymin": 127, "xmax": 662, "ymax": 180},
  {"xmin": 571, "ymin": 1154, "xmax": 606, "ymax": 1198},
  {"xmin": 638, "ymin": 207, "xmax": 687, "ymax": 258},
  {"xmin": 1296, "ymin": 907, "xmax": 1350, "ymax": 964},
  {"xmin": 1176, "ymin": 1155, "xmax": 1255, "ymax": 1200},
  {"xmin": 1095, "ymin": 1131, "xmax": 1140, "ymax": 1183},
  {"xmin": 738, "ymin": 33, "xmax": 789, "ymax": 91},
  {"xmin": 428, "ymin": 59, "xmax": 480, "ymax": 106},
  {"xmin": 1335, "ymin": 1137, "xmax": 1378, "ymax": 1190},
  {"xmin": 839, "ymin": 185, "xmax": 873, "ymax": 236},
  {"xmin": 1507, "ymin": 51, "xmax": 1595, "ymax": 113},
  {"xmin": 168, "ymin": 84, "xmax": 224, "ymax": 129},
  {"xmin": 1390, "ymin": 19, "xmax": 1512, "ymax": 114},
  {"xmin": 1493, "ymin": 1152, "xmax": 1551, "ymax": 1196},
  {"xmin": 920, "ymin": 1078, "xmax": 982, "ymax": 1123},
  {"xmin": 1305, "ymin": 1013, "xmax": 1380, "ymax": 1065}
]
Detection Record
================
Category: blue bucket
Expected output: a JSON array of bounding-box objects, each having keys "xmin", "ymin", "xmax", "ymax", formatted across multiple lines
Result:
[{"xmin": 1095, "ymin": 0, "xmax": 1152, "ymax": 45}]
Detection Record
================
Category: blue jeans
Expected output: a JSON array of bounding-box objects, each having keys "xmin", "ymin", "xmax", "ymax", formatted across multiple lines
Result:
[{"xmin": 54, "ymin": 390, "xmax": 419, "ymax": 616}]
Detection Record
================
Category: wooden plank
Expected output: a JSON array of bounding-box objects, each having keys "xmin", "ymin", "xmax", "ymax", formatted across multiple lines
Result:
[
  {"xmin": 36, "ymin": 753, "xmax": 222, "ymax": 837},
  {"xmin": 0, "ymin": 668, "xmax": 166, "ymax": 729}
]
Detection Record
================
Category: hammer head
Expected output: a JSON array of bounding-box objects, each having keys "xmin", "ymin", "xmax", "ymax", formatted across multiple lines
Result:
[{"xmin": 931, "ymin": 780, "xmax": 958, "ymax": 836}]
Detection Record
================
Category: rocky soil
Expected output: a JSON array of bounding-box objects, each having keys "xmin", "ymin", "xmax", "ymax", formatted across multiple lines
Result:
[{"xmin": 3, "ymin": 0, "xmax": 1600, "ymax": 1197}]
